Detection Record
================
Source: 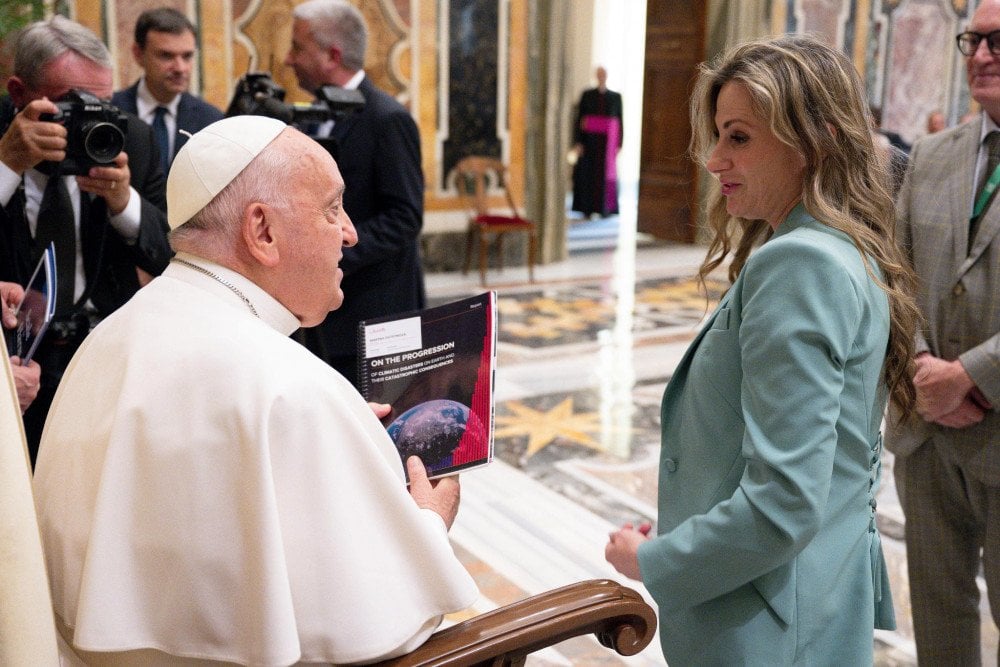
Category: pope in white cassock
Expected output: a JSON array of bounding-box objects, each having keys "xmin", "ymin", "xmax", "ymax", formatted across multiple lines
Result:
[{"xmin": 32, "ymin": 115, "xmax": 479, "ymax": 666}]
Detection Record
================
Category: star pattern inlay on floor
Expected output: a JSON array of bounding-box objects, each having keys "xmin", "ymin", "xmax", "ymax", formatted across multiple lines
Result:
[{"xmin": 494, "ymin": 396, "xmax": 607, "ymax": 459}]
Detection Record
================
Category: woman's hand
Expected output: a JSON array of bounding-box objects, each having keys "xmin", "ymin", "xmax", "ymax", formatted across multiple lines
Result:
[{"xmin": 604, "ymin": 522, "xmax": 652, "ymax": 581}]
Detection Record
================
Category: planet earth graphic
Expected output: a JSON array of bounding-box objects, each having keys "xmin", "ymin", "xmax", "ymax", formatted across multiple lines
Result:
[{"xmin": 387, "ymin": 399, "xmax": 478, "ymax": 469}]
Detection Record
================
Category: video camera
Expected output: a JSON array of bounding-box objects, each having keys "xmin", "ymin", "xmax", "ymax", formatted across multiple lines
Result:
[
  {"xmin": 39, "ymin": 90, "xmax": 129, "ymax": 175},
  {"xmin": 225, "ymin": 72, "xmax": 365, "ymax": 125}
]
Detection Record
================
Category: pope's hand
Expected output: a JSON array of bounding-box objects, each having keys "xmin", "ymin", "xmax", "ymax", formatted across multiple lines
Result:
[{"xmin": 407, "ymin": 456, "xmax": 460, "ymax": 530}]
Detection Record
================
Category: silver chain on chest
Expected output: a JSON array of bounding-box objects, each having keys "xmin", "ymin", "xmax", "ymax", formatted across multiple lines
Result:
[{"xmin": 172, "ymin": 258, "xmax": 259, "ymax": 318}]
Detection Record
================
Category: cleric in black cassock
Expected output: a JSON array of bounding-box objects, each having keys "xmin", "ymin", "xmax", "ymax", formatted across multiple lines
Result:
[{"xmin": 571, "ymin": 66, "xmax": 623, "ymax": 218}]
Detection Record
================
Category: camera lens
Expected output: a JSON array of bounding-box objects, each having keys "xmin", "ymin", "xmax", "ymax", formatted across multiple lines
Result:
[{"xmin": 82, "ymin": 121, "xmax": 126, "ymax": 163}]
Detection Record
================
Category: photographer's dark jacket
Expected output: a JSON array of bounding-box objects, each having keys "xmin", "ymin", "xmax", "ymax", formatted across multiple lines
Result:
[
  {"xmin": 296, "ymin": 75, "xmax": 426, "ymax": 388},
  {"xmin": 0, "ymin": 95, "xmax": 171, "ymax": 316}
]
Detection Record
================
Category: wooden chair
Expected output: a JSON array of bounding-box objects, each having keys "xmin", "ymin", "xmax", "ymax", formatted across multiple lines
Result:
[
  {"xmin": 378, "ymin": 578, "xmax": 656, "ymax": 666},
  {"xmin": 452, "ymin": 156, "xmax": 537, "ymax": 285},
  {"xmin": 0, "ymin": 353, "xmax": 657, "ymax": 665}
]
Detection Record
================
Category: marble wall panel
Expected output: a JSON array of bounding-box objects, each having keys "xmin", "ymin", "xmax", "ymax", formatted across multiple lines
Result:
[
  {"xmin": 423, "ymin": 0, "xmax": 526, "ymax": 233},
  {"xmin": 777, "ymin": 0, "xmax": 967, "ymax": 146},
  {"xmin": 881, "ymin": 0, "xmax": 964, "ymax": 145},
  {"xmin": 792, "ymin": 0, "xmax": 854, "ymax": 49},
  {"xmin": 441, "ymin": 0, "xmax": 503, "ymax": 187},
  {"xmin": 772, "ymin": 0, "xmax": 870, "ymax": 76},
  {"xmin": 232, "ymin": 0, "xmax": 298, "ymax": 105},
  {"xmin": 197, "ymin": 1, "xmax": 234, "ymax": 108},
  {"xmin": 354, "ymin": 0, "xmax": 410, "ymax": 100}
]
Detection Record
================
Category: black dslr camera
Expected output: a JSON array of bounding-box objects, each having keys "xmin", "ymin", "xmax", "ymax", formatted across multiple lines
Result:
[
  {"xmin": 40, "ymin": 90, "xmax": 129, "ymax": 175},
  {"xmin": 225, "ymin": 72, "xmax": 365, "ymax": 125}
]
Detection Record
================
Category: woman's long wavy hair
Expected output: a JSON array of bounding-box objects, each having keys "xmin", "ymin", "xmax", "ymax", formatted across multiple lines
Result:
[{"xmin": 689, "ymin": 35, "xmax": 920, "ymax": 417}]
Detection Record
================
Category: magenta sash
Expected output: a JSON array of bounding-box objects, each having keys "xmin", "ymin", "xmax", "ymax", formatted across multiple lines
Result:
[{"xmin": 582, "ymin": 115, "xmax": 621, "ymax": 212}]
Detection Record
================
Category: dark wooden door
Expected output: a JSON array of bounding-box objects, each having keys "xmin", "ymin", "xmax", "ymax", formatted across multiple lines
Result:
[{"xmin": 637, "ymin": 0, "xmax": 705, "ymax": 242}]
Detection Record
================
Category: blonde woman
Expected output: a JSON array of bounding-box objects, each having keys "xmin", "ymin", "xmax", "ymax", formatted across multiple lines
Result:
[{"xmin": 605, "ymin": 35, "xmax": 919, "ymax": 664}]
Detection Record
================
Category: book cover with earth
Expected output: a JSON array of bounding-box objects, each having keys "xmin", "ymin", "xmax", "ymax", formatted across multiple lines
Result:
[{"xmin": 358, "ymin": 292, "xmax": 496, "ymax": 479}]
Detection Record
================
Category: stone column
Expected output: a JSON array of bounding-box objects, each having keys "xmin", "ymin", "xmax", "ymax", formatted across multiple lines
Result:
[{"xmin": 525, "ymin": 0, "xmax": 575, "ymax": 264}]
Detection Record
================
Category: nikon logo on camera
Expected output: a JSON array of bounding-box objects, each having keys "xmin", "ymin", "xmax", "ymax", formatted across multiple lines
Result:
[{"xmin": 40, "ymin": 89, "xmax": 129, "ymax": 176}]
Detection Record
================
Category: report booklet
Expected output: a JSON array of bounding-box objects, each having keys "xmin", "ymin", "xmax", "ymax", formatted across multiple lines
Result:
[
  {"xmin": 5, "ymin": 243, "xmax": 56, "ymax": 365},
  {"xmin": 358, "ymin": 292, "xmax": 496, "ymax": 479}
]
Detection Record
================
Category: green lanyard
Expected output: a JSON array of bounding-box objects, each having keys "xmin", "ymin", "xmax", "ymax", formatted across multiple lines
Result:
[{"xmin": 972, "ymin": 161, "xmax": 1000, "ymax": 221}]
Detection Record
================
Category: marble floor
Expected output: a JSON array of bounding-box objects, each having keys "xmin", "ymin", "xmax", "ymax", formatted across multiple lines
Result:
[{"xmin": 423, "ymin": 212, "xmax": 998, "ymax": 666}]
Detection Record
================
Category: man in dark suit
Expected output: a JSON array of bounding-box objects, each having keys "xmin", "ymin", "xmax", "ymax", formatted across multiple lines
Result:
[
  {"xmin": 0, "ymin": 16, "xmax": 171, "ymax": 463},
  {"xmin": 112, "ymin": 7, "xmax": 223, "ymax": 174},
  {"xmin": 284, "ymin": 0, "xmax": 425, "ymax": 389}
]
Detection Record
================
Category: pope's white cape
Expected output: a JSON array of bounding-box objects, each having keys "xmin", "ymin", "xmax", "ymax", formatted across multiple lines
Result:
[{"xmin": 33, "ymin": 256, "xmax": 479, "ymax": 666}]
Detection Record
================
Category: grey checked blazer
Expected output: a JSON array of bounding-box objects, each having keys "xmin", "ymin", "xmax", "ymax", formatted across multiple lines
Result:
[{"xmin": 886, "ymin": 117, "xmax": 1000, "ymax": 484}]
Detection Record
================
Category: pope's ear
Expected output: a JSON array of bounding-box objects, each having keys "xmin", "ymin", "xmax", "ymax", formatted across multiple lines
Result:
[{"xmin": 242, "ymin": 201, "xmax": 280, "ymax": 267}]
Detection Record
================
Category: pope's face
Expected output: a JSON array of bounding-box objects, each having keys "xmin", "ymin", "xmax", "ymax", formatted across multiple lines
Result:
[
  {"xmin": 274, "ymin": 132, "xmax": 357, "ymax": 325},
  {"xmin": 705, "ymin": 81, "xmax": 806, "ymax": 230}
]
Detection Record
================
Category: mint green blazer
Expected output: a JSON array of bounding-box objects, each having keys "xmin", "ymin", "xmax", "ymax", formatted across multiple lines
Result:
[{"xmin": 637, "ymin": 205, "xmax": 895, "ymax": 665}]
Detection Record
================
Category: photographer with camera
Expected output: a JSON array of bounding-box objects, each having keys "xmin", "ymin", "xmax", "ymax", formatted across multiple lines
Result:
[
  {"xmin": 0, "ymin": 16, "xmax": 172, "ymax": 465},
  {"xmin": 285, "ymin": 0, "xmax": 426, "ymax": 389}
]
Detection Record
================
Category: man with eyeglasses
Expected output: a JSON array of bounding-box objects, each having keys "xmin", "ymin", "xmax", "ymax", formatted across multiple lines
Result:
[{"xmin": 886, "ymin": 1, "xmax": 1000, "ymax": 663}]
